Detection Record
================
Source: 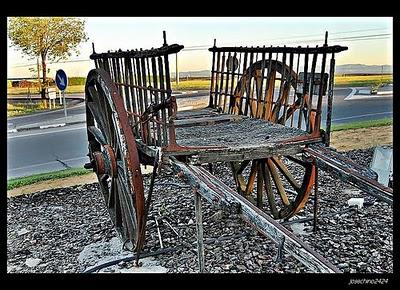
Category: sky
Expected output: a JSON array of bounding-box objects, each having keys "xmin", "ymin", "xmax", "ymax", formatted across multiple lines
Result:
[{"xmin": 7, "ymin": 17, "xmax": 393, "ymax": 78}]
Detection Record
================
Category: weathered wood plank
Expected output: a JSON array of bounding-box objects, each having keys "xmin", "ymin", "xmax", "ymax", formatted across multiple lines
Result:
[
  {"xmin": 305, "ymin": 144, "xmax": 393, "ymax": 204},
  {"xmin": 170, "ymin": 159, "xmax": 340, "ymax": 273}
]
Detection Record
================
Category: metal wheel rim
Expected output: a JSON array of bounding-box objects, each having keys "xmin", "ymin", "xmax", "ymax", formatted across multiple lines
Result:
[{"xmin": 85, "ymin": 68, "xmax": 145, "ymax": 250}]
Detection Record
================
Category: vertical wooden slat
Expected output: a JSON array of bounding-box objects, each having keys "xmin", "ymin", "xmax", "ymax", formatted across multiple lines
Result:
[
  {"xmin": 115, "ymin": 56, "xmax": 124, "ymax": 99},
  {"xmin": 209, "ymin": 39, "xmax": 217, "ymax": 108},
  {"xmin": 122, "ymin": 57, "xmax": 132, "ymax": 119},
  {"xmin": 222, "ymin": 52, "xmax": 231, "ymax": 113},
  {"xmin": 243, "ymin": 51, "xmax": 254, "ymax": 116},
  {"xmin": 249, "ymin": 51, "xmax": 259, "ymax": 117},
  {"xmin": 325, "ymin": 53, "xmax": 336, "ymax": 146},
  {"xmin": 163, "ymin": 52, "xmax": 178, "ymax": 147},
  {"xmin": 264, "ymin": 51, "xmax": 276, "ymax": 120},
  {"xmin": 157, "ymin": 56, "xmax": 168, "ymax": 146},
  {"xmin": 262, "ymin": 50, "xmax": 273, "ymax": 119},
  {"xmin": 140, "ymin": 56, "xmax": 151, "ymax": 144},
  {"xmin": 290, "ymin": 53, "xmax": 300, "ymax": 127},
  {"xmin": 281, "ymin": 52, "xmax": 294, "ymax": 125},
  {"xmin": 314, "ymin": 45, "xmax": 328, "ymax": 133},
  {"xmin": 217, "ymin": 52, "xmax": 226, "ymax": 110},
  {"xmin": 151, "ymin": 56, "xmax": 162, "ymax": 146},
  {"xmin": 135, "ymin": 57, "xmax": 146, "ymax": 141},
  {"xmin": 271, "ymin": 50, "xmax": 287, "ymax": 122},
  {"xmin": 256, "ymin": 50, "xmax": 266, "ymax": 118},
  {"xmin": 306, "ymin": 47, "xmax": 319, "ymax": 132},
  {"xmin": 214, "ymin": 51, "xmax": 221, "ymax": 109},
  {"xmin": 238, "ymin": 51, "xmax": 248, "ymax": 114},
  {"xmin": 228, "ymin": 51, "xmax": 237, "ymax": 113},
  {"xmin": 298, "ymin": 48, "xmax": 309, "ymax": 129},
  {"xmin": 125, "ymin": 57, "xmax": 139, "ymax": 136}
]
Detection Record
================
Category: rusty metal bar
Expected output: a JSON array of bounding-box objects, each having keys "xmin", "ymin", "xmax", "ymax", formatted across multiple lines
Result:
[
  {"xmin": 157, "ymin": 56, "xmax": 168, "ymax": 146},
  {"xmin": 213, "ymin": 51, "xmax": 221, "ymax": 109},
  {"xmin": 305, "ymin": 144, "xmax": 393, "ymax": 204},
  {"xmin": 171, "ymin": 159, "xmax": 340, "ymax": 273},
  {"xmin": 209, "ymin": 45, "xmax": 347, "ymax": 54},
  {"xmin": 90, "ymin": 44, "xmax": 184, "ymax": 59}
]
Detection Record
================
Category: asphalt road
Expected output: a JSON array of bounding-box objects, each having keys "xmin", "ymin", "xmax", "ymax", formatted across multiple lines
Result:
[
  {"xmin": 7, "ymin": 87, "xmax": 393, "ymax": 179},
  {"xmin": 7, "ymin": 123, "xmax": 88, "ymax": 179},
  {"xmin": 7, "ymin": 96, "xmax": 85, "ymax": 130}
]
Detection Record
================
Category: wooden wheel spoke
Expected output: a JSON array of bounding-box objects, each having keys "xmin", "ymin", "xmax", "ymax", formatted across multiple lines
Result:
[
  {"xmin": 271, "ymin": 156, "xmax": 301, "ymax": 191},
  {"xmin": 261, "ymin": 161, "xmax": 279, "ymax": 219},
  {"xmin": 108, "ymin": 177, "xmax": 116, "ymax": 208},
  {"xmin": 266, "ymin": 158, "xmax": 290, "ymax": 206},
  {"xmin": 87, "ymin": 101, "xmax": 108, "ymax": 136},
  {"xmin": 116, "ymin": 174, "xmax": 137, "ymax": 240},
  {"xmin": 256, "ymin": 162, "xmax": 263, "ymax": 208},
  {"xmin": 88, "ymin": 125, "xmax": 107, "ymax": 146},
  {"xmin": 91, "ymin": 83, "xmax": 114, "ymax": 144},
  {"xmin": 244, "ymin": 160, "xmax": 258, "ymax": 196}
]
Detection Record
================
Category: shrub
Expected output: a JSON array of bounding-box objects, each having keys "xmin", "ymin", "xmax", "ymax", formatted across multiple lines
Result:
[{"xmin": 68, "ymin": 77, "xmax": 86, "ymax": 86}]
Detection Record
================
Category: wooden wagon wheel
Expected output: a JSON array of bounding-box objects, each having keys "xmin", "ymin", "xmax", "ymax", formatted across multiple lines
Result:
[
  {"xmin": 85, "ymin": 68, "xmax": 145, "ymax": 251},
  {"xmin": 231, "ymin": 155, "xmax": 316, "ymax": 219},
  {"xmin": 230, "ymin": 60, "xmax": 316, "ymax": 220},
  {"xmin": 231, "ymin": 59, "xmax": 315, "ymax": 130}
]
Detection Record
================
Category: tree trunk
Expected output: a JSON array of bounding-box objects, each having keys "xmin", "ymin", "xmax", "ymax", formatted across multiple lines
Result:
[{"xmin": 41, "ymin": 55, "xmax": 47, "ymax": 99}]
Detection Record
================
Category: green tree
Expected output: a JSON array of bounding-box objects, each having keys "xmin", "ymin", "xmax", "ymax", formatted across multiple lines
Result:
[{"xmin": 8, "ymin": 17, "xmax": 88, "ymax": 98}]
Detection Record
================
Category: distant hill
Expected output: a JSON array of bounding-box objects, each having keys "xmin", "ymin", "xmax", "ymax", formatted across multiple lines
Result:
[
  {"xmin": 171, "ymin": 70, "xmax": 210, "ymax": 78},
  {"xmin": 172, "ymin": 64, "xmax": 392, "ymax": 79},
  {"xmin": 335, "ymin": 64, "xmax": 392, "ymax": 75}
]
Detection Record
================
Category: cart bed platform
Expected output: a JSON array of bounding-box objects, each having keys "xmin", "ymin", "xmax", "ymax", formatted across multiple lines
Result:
[{"xmin": 164, "ymin": 108, "xmax": 322, "ymax": 163}]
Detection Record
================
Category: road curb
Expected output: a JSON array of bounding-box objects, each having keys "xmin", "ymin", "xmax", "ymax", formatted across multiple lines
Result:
[{"xmin": 8, "ymin": 121, "xmax": 86, "ymax": 133}]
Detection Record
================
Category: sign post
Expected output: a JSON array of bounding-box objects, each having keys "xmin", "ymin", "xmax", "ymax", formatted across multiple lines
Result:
[{"xmin": 55, "ymin": 69, "xmax": 68, "ymax": 123}]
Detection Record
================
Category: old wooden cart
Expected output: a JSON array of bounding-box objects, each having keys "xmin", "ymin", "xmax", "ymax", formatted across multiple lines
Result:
[{"xmin": 84, "ymin": 31, "xmax": 393, "ymax": 273}]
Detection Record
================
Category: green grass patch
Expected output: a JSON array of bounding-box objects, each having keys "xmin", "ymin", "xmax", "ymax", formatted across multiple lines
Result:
[
  {"xmin": 171, "ymin": 79, "xmax": 211, "ymax": 91},
  {"xmin": 334, "ymin": 74, "xmax": 392, "ymax": 87},
  {"xmin": 68, "ymin": 77, "xmax": 86, "ymax": 86},
  {"xmin": 7, "ymin": 101, "xmax": 63, "ymax": 117},
  {"xmin": 7, "ymin": 87, "xmax": 40, "ymax": 95},
  {"xmin": 7, "ymin": 168, "xmax": 93, "ymax": 191},
  {"xmin": 7, "ymin": 85, "xmax": 86, "ymax": 95},
  {"xmin": 331, "ymin": 118, "xmax": 393, "ymax": 132},
  {"xmin": 64, "ymin": 85, "xmax": 85, "ymax": 94}
]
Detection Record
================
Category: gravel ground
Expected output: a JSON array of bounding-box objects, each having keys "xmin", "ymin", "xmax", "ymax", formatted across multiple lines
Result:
[{"xmin": 7, "ymin": 147, "xmax": 392, "ymax": 273}]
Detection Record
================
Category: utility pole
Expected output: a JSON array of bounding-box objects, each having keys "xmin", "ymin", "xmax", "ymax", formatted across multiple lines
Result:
[{"xmin": 176, "ymin": 53, "xmax": 179, "ymax": 86}]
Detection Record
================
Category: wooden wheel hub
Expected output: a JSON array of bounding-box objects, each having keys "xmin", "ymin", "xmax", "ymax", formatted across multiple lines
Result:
[{"xmin": 92, "ymin": 145, "xmax": 117, "ymax": 177}]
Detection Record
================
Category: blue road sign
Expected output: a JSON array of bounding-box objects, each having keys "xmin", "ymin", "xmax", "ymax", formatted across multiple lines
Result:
[{"xmin": 55, "ymin": 69, "xmax": 68, "ymax": 91}]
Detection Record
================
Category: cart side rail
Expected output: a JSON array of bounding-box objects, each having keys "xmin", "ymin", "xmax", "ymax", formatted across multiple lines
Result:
[
  {"xmin": 90, "ymin": 31, "xmax": 184, "ymax": 148},
  {"xmin": 208, "ymin": 33, "xmax": 348, "ymax": 145}
]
